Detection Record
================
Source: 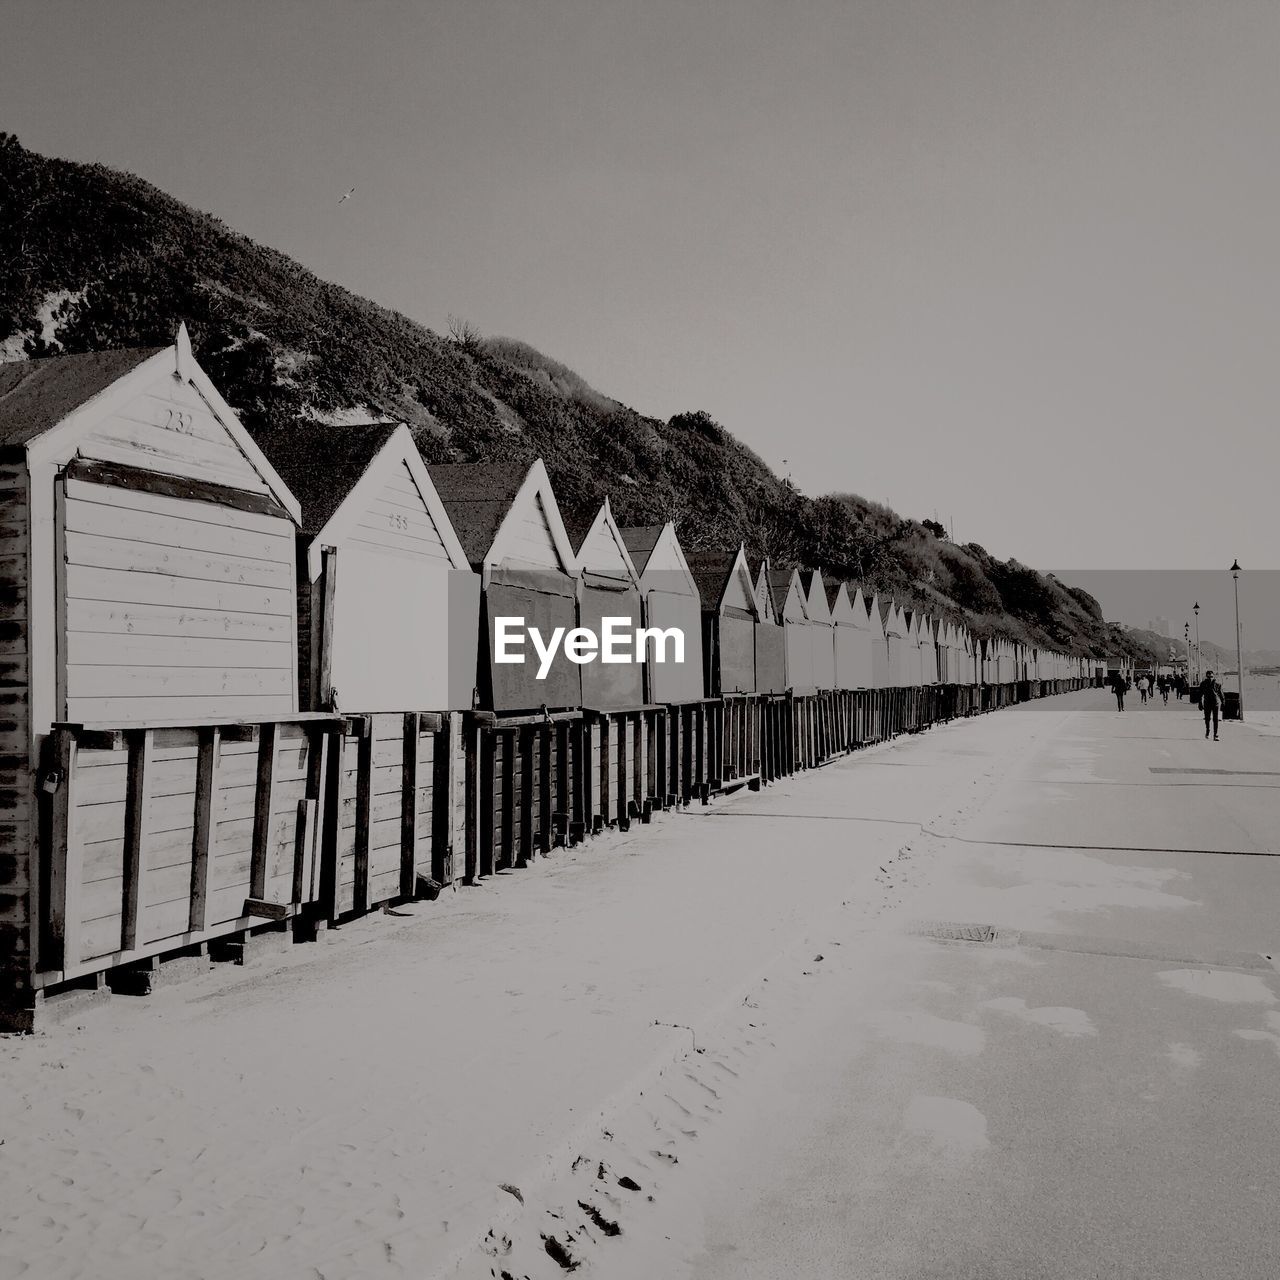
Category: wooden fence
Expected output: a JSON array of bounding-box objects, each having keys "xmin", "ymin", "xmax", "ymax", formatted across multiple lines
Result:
[{"xmin": 30, "ymin": 679, "xmax": 1085, "ymax": 998}]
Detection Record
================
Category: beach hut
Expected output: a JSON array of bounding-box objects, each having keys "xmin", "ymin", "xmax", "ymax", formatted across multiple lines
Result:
[
  {"xmin": 920, "ymin": 614, "xmax": 939, "ymax": 685},
  {"xmin": 832, "ymin": 585, "xmax": 876, "ymax": 691},
  {"xmin": 869, "ymin": 593, "xmax": 891, "ymax": 689},
  {"xmin": 620, "ymin": 522, "xmax": 704, "ymax": 706},
  {"xmin": 567, "ymin": 498, "xmax": 654, "ymax": 830},
  {"xmin": 0, "ymin": 329, "xmax": 340, "ymax": 1026},
  {"xmin": 770, "ymin": 567, "xmax": 816, "ymax": 695},
  {"xmin": 620, "ymin": 521, "xmax": 708, "ymax": 802},
  {"xmin": 800, "ymin": 570, "xmax": 836, "ymax": 692},
  {"xmin": 751, "ymin": 558, "xmax": 787, "ymax": 697},
  {"xmin": 748, "ymin": 557, "xmax": 788, "ymax": 781},
  {"xmin": 884, "ymin": 601, "xmax": 909, "ymax": 687},
  {"xmin": 935, "ymin": 620, "xmax": 952, "ymax": 685},
  {"xmin": 259, "ymin": 422, "xmax": 477, "ymax": 715},
  {"xmin": 685, "ymin": 547, "xmax": 760, "ymax": 798},
  {"xmin": 256, "ymin": 421, "xmax": 478, "ymax": 911},
  {"xmin": 429, "ymin": 458, "xmax": 579, "ymax": 715},
  {"xmin": 687, "ymin": 547, "xmax": 759, "ymax": 698},
  {"xmin": 429, "ymin": 458, "xmax": 582, "ymax": 871},
  {"xmin": 901, "ymin": 610, "xmax": 918, "ymax": 687}
]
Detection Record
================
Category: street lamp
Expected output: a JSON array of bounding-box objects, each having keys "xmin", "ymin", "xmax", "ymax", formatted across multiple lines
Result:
[
  {"xmin": 1193, "ymin": 602, "xmax": 1200, "ymax": 683},
  {"xmin": 1231, "ymin": 560, "xmax": 1244, "ymax": 721},
  {"xmin": 1184, "ymin": 622, "xmax": 1189, "ymax": 678}
]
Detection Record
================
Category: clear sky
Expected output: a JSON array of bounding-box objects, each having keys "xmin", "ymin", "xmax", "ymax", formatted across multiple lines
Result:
[{"xmin": 2, "ymin": 0, "xmax": 1278, "ymax": 573}]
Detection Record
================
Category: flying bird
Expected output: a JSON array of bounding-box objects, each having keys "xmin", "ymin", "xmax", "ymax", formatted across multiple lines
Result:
[{"xmin": 338, "ymin": 186, "xmax": 356, "ymax": 204}]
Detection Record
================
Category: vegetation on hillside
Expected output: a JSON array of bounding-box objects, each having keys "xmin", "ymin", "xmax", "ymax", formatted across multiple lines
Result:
[{"xmin": 0, "ymin": 133, "xmax": 1161, "ymax": 662}]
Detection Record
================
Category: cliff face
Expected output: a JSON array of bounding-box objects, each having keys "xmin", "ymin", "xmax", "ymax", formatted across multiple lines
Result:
[{"xmin": 0, "ymin": 133, "xmax": 1157, "ymax": 661}]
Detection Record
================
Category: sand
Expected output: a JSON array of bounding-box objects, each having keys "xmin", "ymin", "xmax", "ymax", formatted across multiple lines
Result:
[{"xmin": 0, "ymin": 695, "xmax": 1124, "ymax": 1280}]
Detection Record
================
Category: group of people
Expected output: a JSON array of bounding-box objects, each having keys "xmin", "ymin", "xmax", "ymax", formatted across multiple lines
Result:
[{"xmin": 1108, "ymin": 669, "xmax": 1225, "ymax": 739}]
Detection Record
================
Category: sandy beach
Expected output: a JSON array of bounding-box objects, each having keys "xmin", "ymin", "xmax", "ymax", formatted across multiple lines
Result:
[
  {"xmin": 4, "ymin": 686, "xmax": 1278, "ymax": 1279},
  {"xmin": 0, "ymin": 697, "xmax": 1057, "ymax": 1280}
]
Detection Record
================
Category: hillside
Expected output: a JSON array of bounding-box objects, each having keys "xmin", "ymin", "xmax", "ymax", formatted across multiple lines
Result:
[{"xmin": 0, "ymin": 133, "xmax": 1158, "ymax": 662}]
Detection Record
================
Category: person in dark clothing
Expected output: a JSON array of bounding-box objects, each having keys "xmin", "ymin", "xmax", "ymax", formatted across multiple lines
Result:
[
  {"xmin": 1110, "ymin": 671, "xmax": 1125, "ymax": 711},
  {"xmin": 1199, "ymin": 670, "xmax": 1223, "ymax": 740},
  {"xmin": 1160, "ymin": 676, "xmax": 1169, "ymax": 705}
]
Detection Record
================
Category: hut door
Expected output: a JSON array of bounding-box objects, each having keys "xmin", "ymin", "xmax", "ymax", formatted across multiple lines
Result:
[{"xmin": 56, "ymin": 471, "xmax": 298, "ymax": 723}]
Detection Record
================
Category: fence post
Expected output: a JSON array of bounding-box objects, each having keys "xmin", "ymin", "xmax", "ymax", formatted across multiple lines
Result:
[
  {"xmin": 190, "ymin": 726, "xmax": 221, "ymax": 931},
  {"xmin": 401, "ymin": 712, "xmax": 421, "ymax": 899},
  {"xmin": 47, "ymin": 727, "xmax": 81, "ymax": 971}
]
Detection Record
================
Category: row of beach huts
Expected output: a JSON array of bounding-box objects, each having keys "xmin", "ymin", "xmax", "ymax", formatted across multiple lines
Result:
[{"xmin": 0, "ymin": 329, "xmax": 1097, "ymax": 1028}]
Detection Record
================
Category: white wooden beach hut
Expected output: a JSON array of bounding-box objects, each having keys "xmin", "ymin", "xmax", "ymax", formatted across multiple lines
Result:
[
  {"xmin": 800, "ymin": 570, "xmax": 836, "ymax": 691},
  {"xmin": 258, "ymin": 422, "xmax": 477, "ymax": 714},
  {"xmin": 0, "ymin": 329, "xmax": 333, "ymax": 1025},
  {"xmin": 832, "ymin": 585, "xmax": 876, "ymax": 689},
  {"xmin": 429, "ymin": 458, "xmax": 580, "ymax": 715},
  {"xmin": 918, "ymin": 613, "xmax": 939, "ymax": 685},
  {"xmin": 565, "ymin": 499, "xmax": 656, "ymax": 830},
  {"xmin": 567, "ymin": 498, "xmax": 646, "ymax": 714},
  {"xmin": 255, "ymin": 421, "xmax": 480, "ymax": 912},
  {"xmin": 770, "ymin": 567, "xmax": 816, "ymax": 694},
  {"xmin": 751, "ymin": 557, "xmax": 787, "ymax": 697},
  {"xmin": 885, "ymin": 603, "xmax": 910, "ymax": 687},
  {"xmin": 869, "ymin": 593, "xmax": 891, "ymax": 688},
  {"xmin": 686, "ymin": 547, "xmax": 759, "ymax": 697},
  {"xmin": 619, "ymin": 522, "xmax": 704, "ymax": 706}
]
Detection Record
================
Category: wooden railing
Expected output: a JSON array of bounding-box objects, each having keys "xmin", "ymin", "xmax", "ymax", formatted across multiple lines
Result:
[
  {"xmin": 35, "ymin": 680, "xmax": 1086, "ymax": 992},
  {"xmin": 42, "ymin": 714, "xmax": 340, "ymax": 985}
]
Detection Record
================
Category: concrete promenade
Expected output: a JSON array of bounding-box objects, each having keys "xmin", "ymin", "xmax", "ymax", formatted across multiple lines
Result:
[{"xmin": 1, "ymin": 687, "xmax": 1276, "ymax": 1279}]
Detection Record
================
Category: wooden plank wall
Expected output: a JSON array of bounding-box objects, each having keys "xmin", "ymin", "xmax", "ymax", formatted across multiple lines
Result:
[
  {"xmin": 0, "ymin": 460, "xmax": 32, "ymax": 1011},
  {"xmin": 328, "ymin": 712, "xmax": 450, "ymax": 918},
  {"xmin": 45, "ymin": 720, "xmax": 329, "ymax": 976},
  {"xmin": 60, "ymin": 479, "xmax": 297, "ymax": 723},
  {"xmin": 79, "ymin": 377, "xmax": 271, "ymax": 495}
]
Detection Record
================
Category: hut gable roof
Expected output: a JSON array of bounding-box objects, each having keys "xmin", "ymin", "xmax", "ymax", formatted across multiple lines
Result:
[
  {"xmin": 884, "ymin": 600, "xmax": 907, "ymax": 637},
  {"xmin": 750, "ymin": 560, "xmax": 778, "ymax": 622},
  {"xmin": 0, "ymin": 347, "xmax": 161, "ymax": 448},
  {"xmin": 619, "ymin": 522, "xmax": 697, "ymax": 597},
  {"xmin": 864, "ymin": 592, "xmax": 886, "ymax": 639},
  {"xmin": 801, "ymin": 569, "xmax": 832, "ymax": 624},
  {"xmin": 574, "ymin": 498, "xmax": 638, "ymax": 582},
  {"xmin": 618, "ymin": 523, "xmax": 664, "ymax": 574},
  {"xmin": 257, "ymin": 421, "xmax": 470, "ymax": 580},
  {"xmin": 828, "ymin": 581, "xmax": 856, "ymax": 624},
  {"xmin": 427, "ymin": 459, "xmax": 529, "ymax": 567},
  {"xmin": 769, "ymin": 567, "xmax": 808, "ymax": 623},
  {"xmin": 561, "ymin": 506, "xmax": 595, "ymax": 559},
  {"xmin": 686, "ymin": 547, "xmax": 757, "ymax": 616},
  {"xmin": 0, "ymin": 326, "xmax": 299, "ymax": 521},
  {"xmin": 428, "ymin": 457, "xmax": 574, "ymax": 574},
  {"xmin": 255, "ymin": 421, "xmax": 398, "ymax": 538}
]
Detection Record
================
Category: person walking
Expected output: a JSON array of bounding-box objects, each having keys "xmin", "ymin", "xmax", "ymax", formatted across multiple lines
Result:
[
  {"xmin": 1199, "ymin": 669, "xmax": 1223, "ymax": 740},
  {"xmin": 1111, "ymin": 671, "xmax": 1126, "ymax": 711},
  {"xmin": 1160, "ymin": 675, "xmax": 1169, "ymax": 705},
  {"xmin": 1137, "ymin": 674, "xmax": 1149, "ymax": 704}
]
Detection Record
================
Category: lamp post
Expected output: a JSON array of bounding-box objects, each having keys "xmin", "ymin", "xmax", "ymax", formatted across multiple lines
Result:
[
  {"xmin": 1184, "ymin": 622, "xmax": 1189, "ymax": 679},
  {"xmin": 1231, "ymin": 560, "xmax": 1244, "ymax": 721},
  {"xmin": 1193, "ymin": 602, "xmax": 1200, "ymax": 683}
]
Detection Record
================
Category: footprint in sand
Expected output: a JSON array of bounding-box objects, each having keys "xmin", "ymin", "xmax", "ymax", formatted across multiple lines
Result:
[{"xmin": 983, "ymin": 997, "xmax": 1097, "ymax": 1037}]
